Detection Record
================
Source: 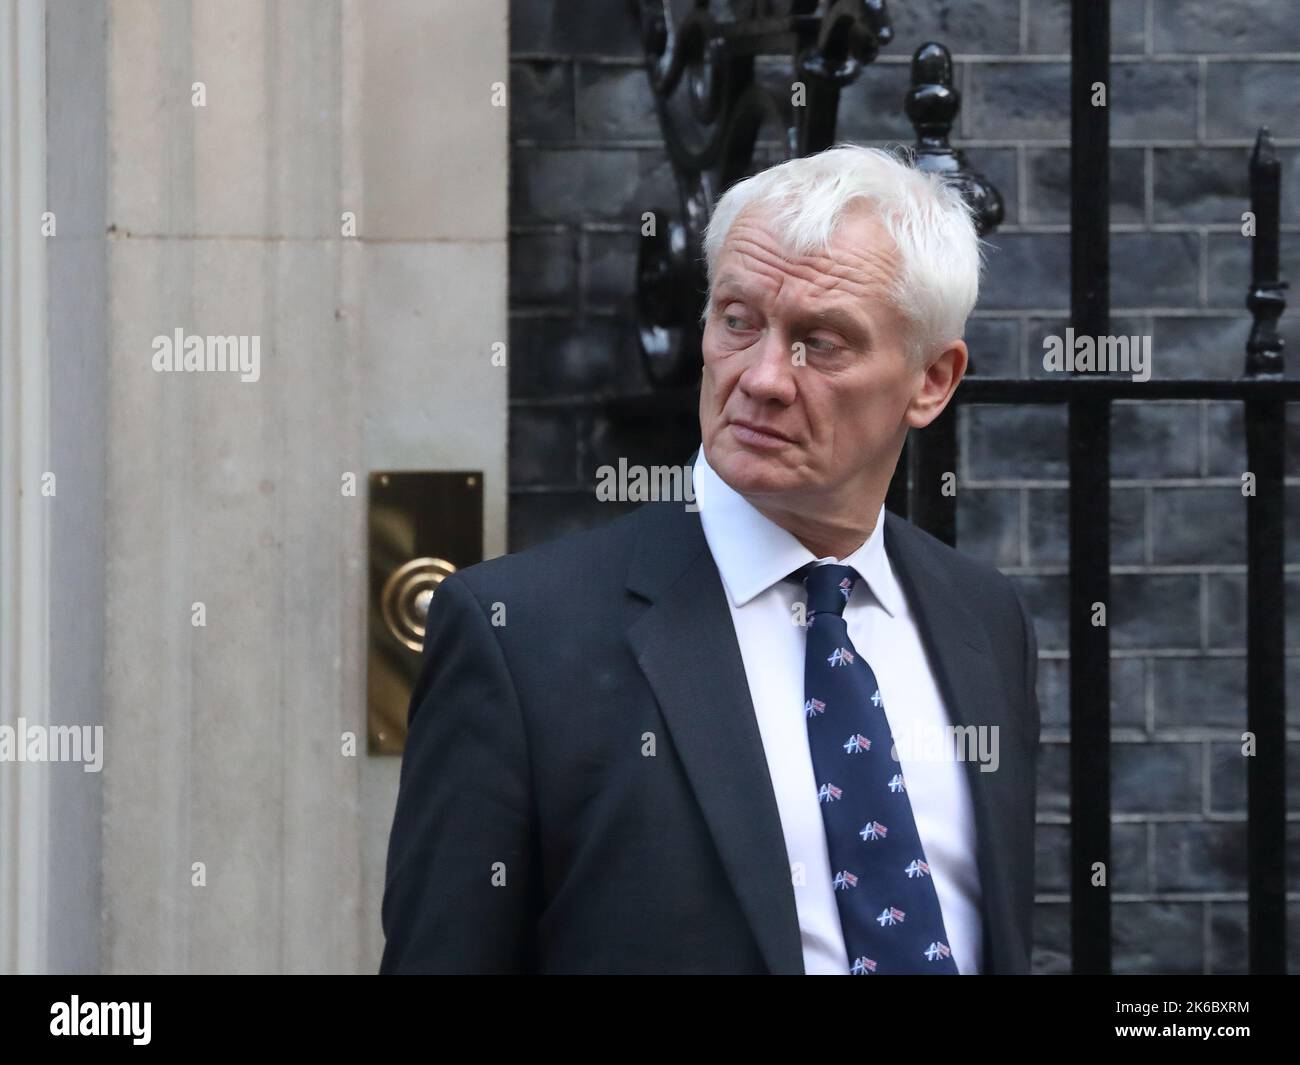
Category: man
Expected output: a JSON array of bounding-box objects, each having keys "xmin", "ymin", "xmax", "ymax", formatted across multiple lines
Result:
[{"xmin": 380, "ymin": 144, "xmax": 1040, "ymax": 975}]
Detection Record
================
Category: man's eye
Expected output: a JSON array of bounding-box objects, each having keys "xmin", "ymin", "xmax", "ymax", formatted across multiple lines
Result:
[
  {"xmin": 805, "ymin": 335, "xmax": 838, "ymax": 352},
  {"xmin": 723, "ymin": 314, "xmax": 751, "ymax": 331}
]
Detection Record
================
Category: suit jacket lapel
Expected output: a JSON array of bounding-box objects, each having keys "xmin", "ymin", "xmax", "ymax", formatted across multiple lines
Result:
[
  {"xmin": 882, "ymin": 511, "xmax": 1027, "ymax": 974},
  {"xmin": 625, "ymin": 500, "xmax": 805, "ymax": 975}
]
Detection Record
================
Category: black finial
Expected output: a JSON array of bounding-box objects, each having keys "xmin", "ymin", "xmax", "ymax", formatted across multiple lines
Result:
[{"xmin": 905, "ymin": 42, "xmax": 1004, "ymax": 238}]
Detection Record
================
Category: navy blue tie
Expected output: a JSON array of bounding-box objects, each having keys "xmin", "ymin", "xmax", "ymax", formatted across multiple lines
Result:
[{"xmin": 801, "ymin": 562, "xmax": 959, "ymax": 974}]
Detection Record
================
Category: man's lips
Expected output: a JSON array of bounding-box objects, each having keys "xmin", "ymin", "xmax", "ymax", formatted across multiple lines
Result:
[{"xmin": 729, "ymin": 420, "xmax": 795, "ymax": 448}]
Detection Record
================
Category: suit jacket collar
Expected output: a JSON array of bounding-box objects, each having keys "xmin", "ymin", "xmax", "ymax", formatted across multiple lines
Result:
[{"xmin": 625, "ymin": 491, "xmax": 1027, "ymax": 975}]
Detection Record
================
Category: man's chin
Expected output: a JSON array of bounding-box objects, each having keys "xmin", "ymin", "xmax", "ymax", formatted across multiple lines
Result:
[{"xmin": 710, "ymin": 442, "xmax": 800, "ymax": 497}]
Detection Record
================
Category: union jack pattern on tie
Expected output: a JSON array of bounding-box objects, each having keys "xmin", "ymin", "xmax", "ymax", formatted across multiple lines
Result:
[{"xmin": 800, "ymin": 562, "xmax": 959, "ymax": 974}]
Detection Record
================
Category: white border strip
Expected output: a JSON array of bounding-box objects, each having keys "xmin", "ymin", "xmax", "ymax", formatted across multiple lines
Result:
[{"xmin": 0, "ymin": 0, "xmax": 50, "ymax": 975}]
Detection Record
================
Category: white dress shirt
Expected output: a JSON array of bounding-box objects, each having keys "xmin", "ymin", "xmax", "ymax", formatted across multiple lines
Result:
[{"xmin": 692, "ymin": 446, "xmax": 984, "ymax": 974}]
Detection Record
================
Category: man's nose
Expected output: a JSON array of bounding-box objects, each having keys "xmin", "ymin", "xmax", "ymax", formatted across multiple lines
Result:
[{"xmin": 738, "ymin": 327, "xmax": 798, "ymax": 402}]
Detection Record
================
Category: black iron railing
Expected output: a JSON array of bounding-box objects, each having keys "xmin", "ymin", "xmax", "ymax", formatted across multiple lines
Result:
[{"xmin": 628, "ymin": 0, "xmax": 1291, "ymax": 974}]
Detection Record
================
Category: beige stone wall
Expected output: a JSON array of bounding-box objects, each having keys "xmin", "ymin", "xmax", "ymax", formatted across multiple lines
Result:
[{"xmin": 100, "ymin": 0, "xmax": 507, "ymax": 973}]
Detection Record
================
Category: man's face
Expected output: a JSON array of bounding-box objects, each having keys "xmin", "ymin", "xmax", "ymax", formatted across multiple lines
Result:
[{"xmin": 699, "ymin": 204, "xmax": 943, "ymax": 512}]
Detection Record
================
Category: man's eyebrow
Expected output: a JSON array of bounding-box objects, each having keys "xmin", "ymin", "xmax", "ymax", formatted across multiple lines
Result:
[
  {"xmin": 809, "ymin": 304, "xmax": 871, "ymax": 340},
  {"xmin": 711, "ymin": 274, "xmax": 873, "ymax": 343},
  {"xmin": 711, "ymin": 275, "xmax": 750, "ymax": 301}
]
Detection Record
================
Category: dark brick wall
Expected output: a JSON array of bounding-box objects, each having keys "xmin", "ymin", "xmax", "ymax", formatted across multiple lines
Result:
[{"xmin": 508, "ymin": 0, "xmax": 1299, "ymax": 974}]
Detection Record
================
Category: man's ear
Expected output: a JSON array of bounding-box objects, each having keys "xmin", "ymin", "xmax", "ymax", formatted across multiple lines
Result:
[{"xmin": 905, "ymin": 339, "xmax": 968, "ymax": 430}]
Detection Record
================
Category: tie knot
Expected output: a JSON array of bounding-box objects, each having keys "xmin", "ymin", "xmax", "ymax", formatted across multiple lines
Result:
[{"xmin": 801, "ymin": 562, "xmax": 858, "ymax": 618}]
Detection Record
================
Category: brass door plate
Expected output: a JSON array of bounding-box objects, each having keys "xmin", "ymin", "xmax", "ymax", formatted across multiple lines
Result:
[{"xmin": 367, "ymin": 471, "xmax": 483, "ymax": 754}]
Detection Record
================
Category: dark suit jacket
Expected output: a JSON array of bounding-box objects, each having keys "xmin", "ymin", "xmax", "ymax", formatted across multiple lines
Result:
[{"xmin": 380, "ymin": 490, "xmax": 1041, "ymax": 974}]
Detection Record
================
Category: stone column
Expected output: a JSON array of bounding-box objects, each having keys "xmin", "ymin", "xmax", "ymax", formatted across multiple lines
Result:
[{"xmin": 93, "ymin": 0, "xmax": 507, "ymax": 974}]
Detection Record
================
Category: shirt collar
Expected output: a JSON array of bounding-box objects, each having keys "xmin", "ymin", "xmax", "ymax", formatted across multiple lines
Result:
[{"xmin": 692, "ymin": 445, "xmax": 902, "ymax": 617}]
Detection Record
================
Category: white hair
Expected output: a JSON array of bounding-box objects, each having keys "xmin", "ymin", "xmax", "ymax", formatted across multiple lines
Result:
[{"xmin": 700, "ymin": 142, "xmax": 987, "ymax": 365}]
